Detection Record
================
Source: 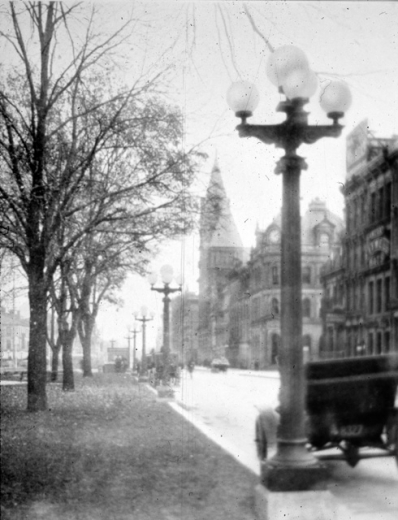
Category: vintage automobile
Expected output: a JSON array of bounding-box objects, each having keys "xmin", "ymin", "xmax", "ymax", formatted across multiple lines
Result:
[
  {"xmin": 255, "ymin": 354, "xmax": 398, "ymax": 468},
  {"xmin": 210, "ymin": 357, "xmax": 230, "ymax": 372}
]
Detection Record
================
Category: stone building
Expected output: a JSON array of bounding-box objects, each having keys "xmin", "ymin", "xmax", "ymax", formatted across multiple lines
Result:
[
  {"xmin": 0, "ymin": 307, "xmax": 29, "ymax": 367},
  {"xmin": 197, "ymin": 161, "xmax": 247, "ymax": 364},
  {"xmin": 194, "ymin": 161, "xmax": 343, "ymax": 367},
  {"xmin": 240, "ymin": 199, "xmax": 343, "ymax": 369},
  {"xmin": 321, "ymin": 122, "xmax": 398, "ymax": 357}
]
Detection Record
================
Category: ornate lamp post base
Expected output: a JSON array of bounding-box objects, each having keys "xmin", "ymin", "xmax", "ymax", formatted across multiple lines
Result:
[
  {"xmin": 255, "ymin": 485, "xmax": 347, "ymax": 520},
  {"xmin": 156, "ymin": 384, "xmax": 175, "ymax": 399},
  {"xmin": 261, "ymin": 459, "xmax": 327, "ymax": 492}
]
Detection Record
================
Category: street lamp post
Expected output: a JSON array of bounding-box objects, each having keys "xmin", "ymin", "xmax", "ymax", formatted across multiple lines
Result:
[
  {"xmin": 149, "ymin": 265, "xmax": 182, "ymax": 386},
  {"xmin": 227, "ymin": 46, "xmax": 351, "ymax": 492},
  {"xmin": 130, "ymin": 326, "xmax": 140, "ymax": 373},
  {"xmin": 134, "ymin": 305, "xmax": 154, "ymax": 381}
]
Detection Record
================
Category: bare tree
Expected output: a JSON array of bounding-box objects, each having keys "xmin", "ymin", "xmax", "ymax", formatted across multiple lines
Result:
[{"xmin": 0, "ymin": 2, "xmax": 204, "ymax": 411}]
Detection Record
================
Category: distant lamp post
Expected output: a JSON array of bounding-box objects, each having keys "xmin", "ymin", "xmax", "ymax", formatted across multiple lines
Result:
[
  {"xmin": 134, "ymin": 305, "xmax": 154, "ymax": 381},
  {"xmin": 149, "ymin": 265, "xmax": 182, "ymax": 387},
  {"xmin": 227, "ymin": 45, "xmax": 351, "ymax": 491},
  {"xmin": 130, "ymin": 326, "xmax": 140, "ymax": 373}
]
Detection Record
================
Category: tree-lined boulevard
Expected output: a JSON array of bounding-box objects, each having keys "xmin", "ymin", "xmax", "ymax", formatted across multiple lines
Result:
[{"xmin": 1, "ymin": 2, "xmax": 397, "ymax": 519}]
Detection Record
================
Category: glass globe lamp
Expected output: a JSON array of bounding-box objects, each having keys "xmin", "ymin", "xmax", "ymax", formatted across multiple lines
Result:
[
  {"xmin": 226, "ymin": 81, "xmax": 260, "ymax": 119},
  {"xmin": 266, "ymin": 46, "xmax": 309, "ymax": 88},
  {"xmin": 282, "ymin": 69, "xmax": 318, "ymax": 100},
  {"xmin": 148, "ymin": 272, "xmax": 157, "ymax": 286},
  {"xmin": 160, "ymin": 264, "xmax": 174, "ymax": 285},
  {"xmin": 319, "ymin": 80, "xmax": 352, "ymax": 120}
]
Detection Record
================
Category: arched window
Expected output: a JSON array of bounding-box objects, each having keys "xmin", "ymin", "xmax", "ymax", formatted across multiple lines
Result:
[
  {"xmin": 302, "ymin": 266, "xmax": 311, "ymax": 284},
  {"xmin": 320, "ymin": 233, "xmax": 330, "ymax": 247},
  {"xmin": 271, "ymin": 334, "xmax": 280, "ymax": 364},
  {"xmin": 271, "ymin": 298, "xmax": 279, "ymax": 315},
  {"xmin": 303, "ymin": 298, "xmax": 311, "ymax": 318},
  {"xmin": 272, "ymin": 265, "xmax": 279, "ymax": 285},
  {"xmin": 302, "ymin": 334, "xmax": 312, "ymax": 348}
]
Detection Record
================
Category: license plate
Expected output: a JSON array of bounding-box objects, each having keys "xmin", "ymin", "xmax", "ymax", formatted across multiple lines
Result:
[{"xmin": 339, "ymin": 424, "xmax": 363, "ymax": 437}]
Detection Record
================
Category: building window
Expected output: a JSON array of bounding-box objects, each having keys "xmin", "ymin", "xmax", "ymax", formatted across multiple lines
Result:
[
  {"xmin": 271, "ymin": 334, "xmax": 280, "ymax": 364},
  {"xmin": 302, "ymin": 266, "xmax": 311, "ymax": 284},
  {"xmin": 385, "ymin": 276, "xmax": 390, "ymax": 311},
  {"xmin": 320, "ymin": 233, "xmax": 329, "ymax": 247},
  {"xmin": 347, "ymin": 205, "xmax": 352, "ymax": 232},
  {"xmin": 352, "ymin": 199, "xmax": 356, "ymax": 229},
  {"xmin": 271, "ymin": 298, "xmax": 279, "ymax": 315},
  {"xmin": 302, "ymin": 298, "xmax": 311, "ymax": 318},
  {"xmin": 384, "ymin": 331, "xmax": 390, "ymax": 353},
  {"xmin": 361, "ymin": 194, "xmax": 366, "ymax": 226},
  {"xmin": 370, "ymin": 192, "xmax": 377, "ymax": 223},
  {"xmin": 368, "ymin": 281, "xmax": 374, "ymax": 314},
  {"xmin": 385, "ymin": 182, "xmax": 392, "ymax": 219},
  {"xmin": 376, "ymin": 279, "xmax": 382, "ymax": 313},
  {"xmin": 272, "ymin": 266, "xmax": 279, "ymax": 285},
  {"xmin": 353, "ymin": 247, "xmax": 357, "ymax": 270},
  {"xmin": 254, "ymin": 267, "xmax": 262, "ymax": 286},
  {"xmin": 361, "ymin": 239, "xmax": 366, "ymax": 267},
  {"xmin": 378, "ymin": 186, "xmax": 384, "ymax": 221},
  {"xmin": 252, "ymin": 297, "xmax": 260, "ymax": 321},
  {"xmin": 352, "ymin": 282, "xmax": 357, "ymax": 311},
  {"xmin": 368, "ymin": 332, "xmax": 374, "ymax": 355},
  {"xmin": 376, "ymin": 332, "xmax": 382, "ymax": 354},
  {"xmin": 361, "ymin": 281, "xmax": 366, "ymax": 311}
]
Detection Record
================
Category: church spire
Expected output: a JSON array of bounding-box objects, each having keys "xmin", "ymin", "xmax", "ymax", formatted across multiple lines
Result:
[
  {"xmin": 207, "ymin": 154, "xmax": 226, "ymax": 201},
  {"xmin": 201, "ymin": 159, "xmax": 243, "ymax": 250}
]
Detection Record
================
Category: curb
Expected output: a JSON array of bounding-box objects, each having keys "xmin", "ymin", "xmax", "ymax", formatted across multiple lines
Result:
[{"xmin": 168, "ymin": 400, "xmax": 260, "ymax": 475}]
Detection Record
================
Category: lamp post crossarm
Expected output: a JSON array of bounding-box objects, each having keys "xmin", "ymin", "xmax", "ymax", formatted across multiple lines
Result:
[
  {"xmin": 236, "ymin": 123, "xmax": 282, "ymax": 145},
  {"xmin": 302, "ymin": 123, "xmax": 343, "ymax": 144},
  {"xmin": 151, "ymin": 285, "xmax": 182, "ymax": 297},
  {"xmin": 237, "ymin": 121, "xmax": 343, "ymax": 151},
  {"xmin": 136, "ymin": 316, "xmax": 153, "ymax": 323}
]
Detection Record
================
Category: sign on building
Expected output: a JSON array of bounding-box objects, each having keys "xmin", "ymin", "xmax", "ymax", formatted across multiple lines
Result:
[{"xmin": 346, "ymin": 119, "xmax": 369, "ymax": 180}]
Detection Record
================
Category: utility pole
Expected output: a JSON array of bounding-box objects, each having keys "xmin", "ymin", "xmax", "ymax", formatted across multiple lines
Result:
[
  {"xmin": 130, "ymin": 327, "xmax": 140, "ymax": 372},
  {"xmin": 125, "ymin": 333, "xmax": 133, "ymax": 370}
]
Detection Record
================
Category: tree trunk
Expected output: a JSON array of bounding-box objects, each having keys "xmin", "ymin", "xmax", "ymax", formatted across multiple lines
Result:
[
  {"xmin": 50, "ymin": 338, "xmax": 62, "ymax": 382},
  {"xmin": 79, "ymin": 314, "xmax": 94, "ymax": 377},
  {"xmin": 62, "ymin": 328, "xmax": 76, "ymax": 391},
  {"xmin": 27, "ymin": 270, "xmax": 48, "ymax": 412}
]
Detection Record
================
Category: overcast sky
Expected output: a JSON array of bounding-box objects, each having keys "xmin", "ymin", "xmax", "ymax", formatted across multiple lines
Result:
[
  {"xmin": 95, "ymin": 0, "xmax": 398, "ymax": 347},
  {"xmin": 3, "ymin": 1, "xmax": 397, "ymax": 349}
]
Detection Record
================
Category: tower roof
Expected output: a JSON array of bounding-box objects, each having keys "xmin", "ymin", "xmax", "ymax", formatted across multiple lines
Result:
[{"xmin": 202, "ymin": 160, "xmax": 243, "ymax": 250}]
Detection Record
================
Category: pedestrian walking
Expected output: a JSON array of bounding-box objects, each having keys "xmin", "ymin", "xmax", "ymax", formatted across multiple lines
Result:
[
  {"xmin": 187, "ymin": 360, "xmax": 194, "ymax": 378},
  {"xmin": 169, "ymin": 363, "xmax": 176, "ymax": 386}
]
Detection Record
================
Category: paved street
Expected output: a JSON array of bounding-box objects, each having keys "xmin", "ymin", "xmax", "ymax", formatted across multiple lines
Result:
[{"xmin": 173, "ymin": 367, "xmax": 398, "ymax": 520}]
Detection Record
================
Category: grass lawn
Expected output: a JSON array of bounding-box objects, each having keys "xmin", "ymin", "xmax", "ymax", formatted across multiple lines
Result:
[{"xmin": 1, "ymin": 374, "xmax": 257, "ymax": 520}]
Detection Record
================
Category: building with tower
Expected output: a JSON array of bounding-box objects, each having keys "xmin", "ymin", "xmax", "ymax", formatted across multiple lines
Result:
[
  {"xmin": 195, "ymin": 160, "xmax": 343, "ymax": 368},
  {"xmin": 227, "ymin": 199, "xmax": 343, "ymax": 369},
  {"xmin": 197, "ymin": 161, "xmax": 247, "ymax": 364}
]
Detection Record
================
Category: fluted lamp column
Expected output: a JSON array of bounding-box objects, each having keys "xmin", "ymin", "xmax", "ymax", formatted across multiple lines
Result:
[
  {"xmin": 134, "ymin": 305, "xmax": 154, "ymax": 382},
  {"xmin": 149, "ymin": 265, "xmax": 182, "ymax": 392},
  {"xmin": 227, "ymin": 45, "xmax": 352, "ymax": 492}
]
